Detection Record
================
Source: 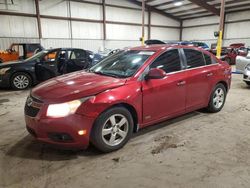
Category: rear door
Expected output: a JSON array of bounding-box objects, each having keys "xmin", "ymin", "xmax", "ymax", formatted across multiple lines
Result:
[
  {"xmin": 142, "ymin": 49, "xmax": 187, "ymax": 123},
  {"xmin": 182, "ymin": 48, "xmax": 212, "ymax": 111},
  {"xmin": 66, "ymin": 49, "xmax": 89, "ymax": 73}
]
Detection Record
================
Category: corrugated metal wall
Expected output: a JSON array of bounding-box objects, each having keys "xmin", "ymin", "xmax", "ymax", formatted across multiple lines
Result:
[
  {"xmin": 182, "ymin": 10, "xmax": 250, "ymax": 47},
  {"xmin": 0, "ymin": 0, "xmax": 180, "ymax": 52}
]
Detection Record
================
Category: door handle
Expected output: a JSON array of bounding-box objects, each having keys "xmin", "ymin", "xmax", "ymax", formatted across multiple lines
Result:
[
  {"xmin": 177, "ymin": 81, "xmax": 186, "ymax": 86},
  {"xmin": 207, "ymin": 73, "xmax": 213, "ymax": 77}
]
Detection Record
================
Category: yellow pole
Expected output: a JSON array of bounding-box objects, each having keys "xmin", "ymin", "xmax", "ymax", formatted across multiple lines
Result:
[{"xmin": 216, "ymin": 30, "xmax": 223, "ymax": 58}]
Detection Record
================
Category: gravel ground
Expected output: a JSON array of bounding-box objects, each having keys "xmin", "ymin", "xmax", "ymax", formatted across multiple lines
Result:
[{"xmin": 0, "ymin": 73, "xmax": 250, "ymax": 188}]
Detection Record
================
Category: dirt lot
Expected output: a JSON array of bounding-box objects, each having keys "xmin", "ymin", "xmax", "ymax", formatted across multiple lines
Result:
[{"xmin": 0, "ymin": 74, "xmax": 250, "ymax": 188}]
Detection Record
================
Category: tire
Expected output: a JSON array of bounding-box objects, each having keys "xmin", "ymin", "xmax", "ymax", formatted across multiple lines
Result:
[
  {"xmin": 90, "ymin": 107, "xmax": 134, "ymax": 153},
  {"xmin": 10, "ymin": 72, "xmax": 32, "ymax": 90},
  {"xmin": 207, "ymin": 83, "xmax": 227, "ymax": 113},
  {"xmin": 245, "ymin": 81, "xmax": 250, "ymax": 86}
]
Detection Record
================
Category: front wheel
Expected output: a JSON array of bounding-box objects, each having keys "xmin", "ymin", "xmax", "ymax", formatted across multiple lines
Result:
[
  {"xmin": 207, "ymin": 83, "xmax": 227, "ymax": 113},
  {"xmin": 91, "ymin": 107, "xmax": 134, "ymax": 152},
  {"xmin": 11, "ymin": 72, "xmax": 32, "ymax": 90}
]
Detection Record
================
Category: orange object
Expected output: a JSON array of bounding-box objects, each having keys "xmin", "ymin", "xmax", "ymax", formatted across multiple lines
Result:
[{"xmin": 0, "ymin": 43, "xmax": 43, "ymax": 63}]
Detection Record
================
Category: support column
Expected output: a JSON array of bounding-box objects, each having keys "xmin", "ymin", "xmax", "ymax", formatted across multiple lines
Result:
[
  {"xmin": 102, "ymin": 0, "xmax": 106, "ymax": 40},
  {"xmin": 179, "ymin": 20, "xmax": 183, "ymax": 41},
  {"xmin": 148, "ymin": 8, "xmax": 151, "ymax": 40},
  {"xmin": 216, "ymin": 0, "xmax": 225, "ymax": 58},
  {"xmin": 35, "ymin": 0, "xmax": 42, "ymax": 40},
  {"xmin": 141, "ymin": 0, "xmax": 145, "ymax": 45}
]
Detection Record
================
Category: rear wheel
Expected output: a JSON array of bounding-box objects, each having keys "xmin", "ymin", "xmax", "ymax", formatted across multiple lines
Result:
[
  {"xmin": 91, "ymin": 107, "xmax": 133, "ymax": 152},
  {"xmin": 207, "ymin": 83, "xmax": 227, "ymax": 113},
  {"xmin": 11, "ymin": 72, "xmax": 32, "ymax": 90}
]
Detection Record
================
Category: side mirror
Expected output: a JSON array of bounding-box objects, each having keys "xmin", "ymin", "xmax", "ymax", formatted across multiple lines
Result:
[{"xmin": 145, "ymin": 68, "xmax": 166, "ymax": 80}]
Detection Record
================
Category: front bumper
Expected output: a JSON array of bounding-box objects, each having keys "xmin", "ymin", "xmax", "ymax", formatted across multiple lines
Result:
[{"xmin": 25, "ymin": 113, "xmax": 95, "ymax": 149}]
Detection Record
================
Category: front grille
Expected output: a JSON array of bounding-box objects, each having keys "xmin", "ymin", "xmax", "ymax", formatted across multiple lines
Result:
[
  {"xmin": 24, "ymin": 95, "xmax": 43, "ymax": 117},
  {"xmin": 25, "ymin": 105, "xmax": 40, "ymax": 117},
  {"xmin": 48, "ymin": 132, "xmax": 74, "ymax": 142}
]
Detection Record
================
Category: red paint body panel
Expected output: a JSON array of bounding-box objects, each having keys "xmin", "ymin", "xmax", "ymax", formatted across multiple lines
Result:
[{"xmin": 25, "ymin": 45, "xmax": 231, "ymax": 149}]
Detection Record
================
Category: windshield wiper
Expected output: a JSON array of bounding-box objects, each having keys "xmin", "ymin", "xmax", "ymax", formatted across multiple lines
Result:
[{"xmin": 93, "ymin": 71, "xmax": 121, "ymax": 78}]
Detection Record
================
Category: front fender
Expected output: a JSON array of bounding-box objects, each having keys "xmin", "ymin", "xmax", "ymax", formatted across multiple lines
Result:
[{"xmin": 77, "ymin": 81, "xmax": 143, "ymax": 124}]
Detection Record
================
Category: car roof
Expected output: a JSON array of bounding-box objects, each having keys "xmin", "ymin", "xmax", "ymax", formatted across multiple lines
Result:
[
  {"xmin": 44, "ymin": 48, "xmax": 86, "ymax": 51},
  {"xmin": 129, "ymin": 44, "xmax": 204, "ymax": 52}
]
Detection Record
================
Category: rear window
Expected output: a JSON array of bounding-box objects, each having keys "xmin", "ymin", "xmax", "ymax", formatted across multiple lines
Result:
[
  {"xmin": 204, "ymin": 53, "xmax": 212, "ymax": 65},
  {"xmin": 184, "ymin": 49, "xmax": 205, "ymax": 68}
]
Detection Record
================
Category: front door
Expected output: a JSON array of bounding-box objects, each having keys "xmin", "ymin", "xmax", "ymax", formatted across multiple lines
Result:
[
  {"xmin": 142, "ymin": 49, "xmax": 186, "ymax": 124},
  {"xmin": 35, "ymin": 50, "xmax": 59, "ymax": 82}
]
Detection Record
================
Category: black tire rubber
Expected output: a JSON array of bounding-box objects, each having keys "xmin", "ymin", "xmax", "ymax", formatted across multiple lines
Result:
[
  {"xmin": 10, "ymin": 72, "xmax": 32, "ymax": 90},
  {"xmin": 245, "ymin": 81, "xmax": 250, "ymax": 86},
  {"xmin": 90, "ymin": 107, "xmax": 134, "ymax": 153},
  {"xmin": 0, "ymin": 59, "xmax": 3, "ymax": 64},
  {"xmin": 206, "ymin": 83, "xmax": 227, "ymax": 113}
]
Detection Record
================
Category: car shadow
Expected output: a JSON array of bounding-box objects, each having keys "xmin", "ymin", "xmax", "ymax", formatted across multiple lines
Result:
[{"xmin": 5, "ymin": 111, "xmax": 202, "ymax": 161}]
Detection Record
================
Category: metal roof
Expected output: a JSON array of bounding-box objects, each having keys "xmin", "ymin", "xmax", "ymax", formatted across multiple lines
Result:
[{"xmin": 134, "ymin": 0, "xmax": 250, "ymax": 20}]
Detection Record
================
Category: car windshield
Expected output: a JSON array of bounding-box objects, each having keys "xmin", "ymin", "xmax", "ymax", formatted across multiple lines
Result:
[
  {"xmin": 24, "ymin": 51, "xmax": 48, "ymax": 62},
  {"xmin": 89, "ymin": 50, "xmax": 155, "ymax": 78}
]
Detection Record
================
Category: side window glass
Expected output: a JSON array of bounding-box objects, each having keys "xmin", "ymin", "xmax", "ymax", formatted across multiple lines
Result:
[
  {"xmin": 70, "ymin": 50, "xmax": 86, "ymax": 60},
  {"xmin": 150, "ymin": 49, "xmax": 181, "ymax": 74},
  {"xmin": 204, "ymin": 53, "xmax": 212, "ymax": 65},
  {"xmin": 184, "ymin": 49, "xmax": 205, "ymax": 68},
  {"xmin": 43, "ymin": 51, "xmax": 57, "ymax": 62}
]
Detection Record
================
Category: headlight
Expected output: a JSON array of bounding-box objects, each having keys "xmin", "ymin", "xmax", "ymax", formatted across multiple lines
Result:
[
  {"xmin": 0, "ymin": 67, "xmax": 11, "ymax": 75},
  {"xmin": 245, "ymin": 64, "xmax": 250, "ymax": 71},
  {"xmin": 46, "ymin": 97, "xmax": 93, "ymax": 118}
]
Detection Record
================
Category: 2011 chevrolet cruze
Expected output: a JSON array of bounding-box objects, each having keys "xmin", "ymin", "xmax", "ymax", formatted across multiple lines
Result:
[{"xmin": 25, "ymin": 45, "xmax": 231, "ymax": 152}]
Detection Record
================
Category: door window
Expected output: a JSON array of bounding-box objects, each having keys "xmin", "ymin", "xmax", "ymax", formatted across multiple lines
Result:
[
  {"xmin": 43, "ymin": 51, "xmax": 57, "ymax": 62},
  {"xmin": 204, "ymin": 53, "xmax": 212, "ymax": 65},
  {"xmin": 69, "ymin": 50, "xmax": 86, "ymax": 60},
  {"xmin": 184, "ymin": 49, "xmax": 205, "ymax": 68},
  {"xmin": 150, "ymin": 49, "xmax": 181, "ymax": 74}
]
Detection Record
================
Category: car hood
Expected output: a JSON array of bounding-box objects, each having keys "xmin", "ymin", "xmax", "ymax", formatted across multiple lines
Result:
[
  {"xmin": 32, "ymin": 71, "xmax": 127, "ymax": 103},
  {"xmin": 0, "ymin": 60, "xmax": 24, "ymax": 68}
]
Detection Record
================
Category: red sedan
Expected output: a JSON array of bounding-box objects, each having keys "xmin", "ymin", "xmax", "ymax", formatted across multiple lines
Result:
[{"xmin": 25, "ymin": 45, "xmax": 231, "ymax": 152}]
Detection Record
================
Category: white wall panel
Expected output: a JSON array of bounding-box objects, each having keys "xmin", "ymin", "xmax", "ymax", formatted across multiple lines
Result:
[
  {"xmin": 105, "ymin": 40, "xmax": 140, "ymax": 50},
  {"xmin": 106, "ymin": 24, "xmax": 148, "ymax": 40},
  {"xmin": 72, "ymin": 21, "xmax": 103, "ymax": 39},
  {"xmin": 106, "ymin": 6, "xmax": 148, "ymax": 24},
  {"xmin": 183, "ymin": 16, "xmax": 219, "ymax": 27},
  {"xmin": 226, "ymin": 10, "xmax": 250, "ymax": 21},
  {"xmin": 70, "ymin": 2, "xmax": 102, "ymax": 20},
  {"xmin": 0, "ymin": 15, "xmax": 38, "ymax": 38},
  {"xmin": 224, "ymin": 22, "xmax": 250, "ymax": 39},
  {"xmin": 39, "ymin": 0, "xmax": 68, "ymax": 17},
  {"xmin": 0, "ymin": 0, "xmax": 35, "ymax": 13},
  {"xmin": 41, "ymin": 18, "xmax": 70, "ymax": 38},
  {"xmin": 151, "ymin": 27, "xmax": 179, "ymax": 41},
  {"xmin": 151, "ymin": 12, "xmax": 180, "ymax": 27},
  {"xmin": 182, "ymin": 25, "xmax": 218, "ymax": 41}
]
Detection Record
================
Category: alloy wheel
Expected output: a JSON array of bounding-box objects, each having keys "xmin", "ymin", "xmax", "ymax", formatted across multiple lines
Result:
[
  {"xmin": 13, "ymin": 75, "xmax": 30, "ymax": 89},
  {"xmin": 213, "ymin": 88, "xmax": 225, "ymax": 109},
  {"xmin": 102, "ymin": 114, "xmax": 129, "ymax": 146}
]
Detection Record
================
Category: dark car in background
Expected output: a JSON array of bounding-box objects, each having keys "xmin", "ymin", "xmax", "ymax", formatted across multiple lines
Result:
[{"xmin": 0, "ymin": 48, "xmax": 93, "ymax": 90}]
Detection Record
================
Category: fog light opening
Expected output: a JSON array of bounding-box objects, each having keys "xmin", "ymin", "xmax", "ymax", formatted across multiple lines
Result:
[{"xmin": 78, "ymin": 130, "xmax": 87, "ymax": 135}]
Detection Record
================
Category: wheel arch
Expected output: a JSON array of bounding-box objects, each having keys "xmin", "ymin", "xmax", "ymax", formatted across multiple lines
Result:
[
  {"xmin": 10, "ymin": 71, "xmax": 34, "ymax": 86},
  {"xmin": 217, "ymin": 80, "xmax": 228, "ymax": 92}
]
